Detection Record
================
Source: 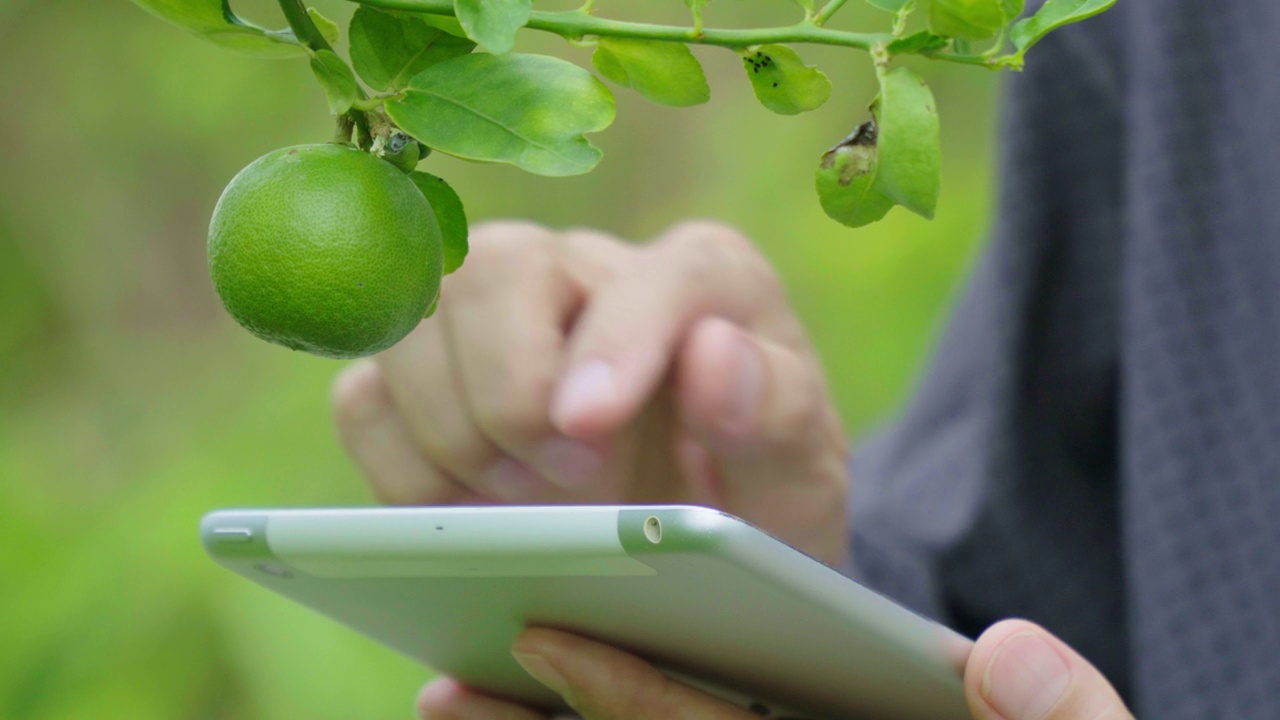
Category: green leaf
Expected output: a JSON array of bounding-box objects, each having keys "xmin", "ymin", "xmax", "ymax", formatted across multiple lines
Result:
[
  {"xmin": 1011, "ymin": 0, "xmax": 1116, "ymax": 52},
  {"xmin": 873, "ymin": 66, "xmax": 941, "ymax": 218},
  {"xmin": 928, "ymin": 0, "xmax": 1008, "ymax": 40},
  {"xmin": 131, "ymin": 0, "xmax": 304, "ymax": 57},
  {"xmin": 409, "ymin": 172, "xmax": 469, "ymax": 275},
  {"xmin": 453, "ymin": 0, "xmax": 531, "ymax": 54},
  {"xmin": 1003, "ymin": 0, "xmax": 1027, "ymax": 18},
  {"xmin": 307, "ymin": 7, "xmax": 340, "ymax": 45},
  {"xmin": 816, "ymin": 121, "xmax": 895, "ymax": 228},
  {"xmin": 592, "ymin": 38, "xmax": 710, "ymax": 107},
  {"xmin": 349, "ymin": 7, "xmax": 476, "ymax": 92},
  {"xmin": 308, "ymin": 50, "xmax": 358, "ymax": 115},
  {"xmin": 887, "ymin": 30, "xmax": 950, "ymax": 54},
  {"xmin": 866, "ymin": 0, "xmax": 913, "ymax": 12},
  {"xmin": 742, "ymin": 45, "xmax": 832, "ymax": 116},
  {"xmin": 388, "ymin": 53, "xmax": 616, "ymax": 177}
]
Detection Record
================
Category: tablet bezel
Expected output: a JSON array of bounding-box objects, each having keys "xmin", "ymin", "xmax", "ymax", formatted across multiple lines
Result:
[{"xmin": 201, "ymin": 505, "xmax": 971, "ymax": 720}]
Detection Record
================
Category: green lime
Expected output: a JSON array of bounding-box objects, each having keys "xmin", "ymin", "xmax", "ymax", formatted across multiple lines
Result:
[{"xmin": 208, "ymin": 144, "xmax": 443, "ymax": 359}]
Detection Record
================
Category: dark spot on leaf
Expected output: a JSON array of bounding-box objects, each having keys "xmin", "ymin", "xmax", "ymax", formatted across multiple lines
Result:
[
  {"xmin": 828, "ymin": 116, "xmax": 878, "ymax": 152},
  {"xmin": 820, "ymin": 116, "xmax": 880, "ymax": 186},
  {"xmin": 773, "ymin": 82, "xmax": 778, "ymax": 87},
  {"xmin": 358, "ymin": 282, "xmax": 364, "ymax": 287},
  {"xmin": 389, "ymin": 132, "xmax": 411, "ymax": 153}
]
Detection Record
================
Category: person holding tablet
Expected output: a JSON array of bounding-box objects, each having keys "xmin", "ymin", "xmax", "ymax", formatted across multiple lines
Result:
[{"xmin": 332, "ymin": 2, "xmax": 1279, "ymax": 719}]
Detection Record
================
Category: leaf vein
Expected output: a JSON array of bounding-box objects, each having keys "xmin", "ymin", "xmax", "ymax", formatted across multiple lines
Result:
[
  {"xmin": 390, "ymin": 36, "xmax": 446, "ymax": 89},
  {"xmin": 408, "ymin": 88, "xmax": 576, "ymax": 163}
]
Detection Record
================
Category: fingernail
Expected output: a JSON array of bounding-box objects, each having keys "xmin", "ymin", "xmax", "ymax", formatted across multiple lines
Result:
[
  {"xmin": 416, "ymin": 679, "xmax": 462, "ymax": 717},
  {"xmin": 535, "ymin": 437, "xmax": 603, "ymax": 489},
  {"xmin": 552, "ymin": 360, "xmax": 615, "ymax": 431},
  {"xmin": 982, "ymin": 631, "xmax": 1071, "ymax": 720},
  {"xmin": 725, "ymin": 331, "xmax": 763, "ymax": 431},
  {"xmin": 512, "ymin": 651, "xmax": 570, "ymax": 696},
  {"xmin": 481, "ymin": 457, "xmax": 542, "ymax": 501}
]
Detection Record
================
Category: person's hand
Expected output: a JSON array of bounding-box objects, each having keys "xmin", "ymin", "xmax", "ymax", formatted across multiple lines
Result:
[
  {"xmin": 332, "ymin": 220, "xmax": 850, "ymax": 565},
  {"xmin": 414, "ymin": 620, "xmax": 1134, "ymax": 720}
]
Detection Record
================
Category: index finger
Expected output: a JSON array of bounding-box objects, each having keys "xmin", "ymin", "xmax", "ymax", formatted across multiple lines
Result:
[{"xmin": 550, "ymin": 221, "xmax": 787, "ymax": 439}]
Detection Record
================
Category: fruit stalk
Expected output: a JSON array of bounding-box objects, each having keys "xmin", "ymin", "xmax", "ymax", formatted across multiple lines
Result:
[
  {"xmin": 277, "ymin": 0, "xmax": 375, "ymax": 143},
  {"xmin": 278, "ymin": 0, "xmax": 336, "ymax": 53}
]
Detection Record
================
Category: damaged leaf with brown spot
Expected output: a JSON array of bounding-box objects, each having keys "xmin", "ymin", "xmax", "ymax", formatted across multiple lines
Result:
[{"xmin": 815, "ymin": 118, "xmax": 895, "ymax": 228}]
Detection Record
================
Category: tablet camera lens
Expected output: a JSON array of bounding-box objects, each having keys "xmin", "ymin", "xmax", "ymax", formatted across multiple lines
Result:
[{"xmin": 644, "ymin": 516, "xmax": 662, "ymax": 544}]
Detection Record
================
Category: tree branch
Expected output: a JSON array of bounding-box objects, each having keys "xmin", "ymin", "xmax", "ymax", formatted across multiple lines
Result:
[
  {"xmin": 345, "ymin": 0, "xmax": 892, "ymax": 52},
  {"xmin": 277, "ymin": 0, "xmax": 336, "ymax": 53}
]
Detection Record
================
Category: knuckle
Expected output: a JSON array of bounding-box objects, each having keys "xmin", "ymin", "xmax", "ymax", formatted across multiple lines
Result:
[
  {"xmin": 447, "ymin": 228, "xmax": 559, "ymax": 302},
  {"xmin": 657, "ymin": 221, "xmax": 779, "ymax": 297},
  {"xmin": 773, "ymin": 363, "xmax": 828, "ymax": 437},
  {"xmin": 468, "ymin": 219, "xmax": 552, "ymax": 250},
  {"xmin": 331, "ymin": 361, "xmax": 389, "ymax": 436},
  {"xmin": 470, "ymin": 367, "xmax": 555, "ymax": 443},
  {"xmin": 551, "ymin": 227, "xmax": 634, "ymax": 283},
  {"xmin": 558, "ymin": 226, "xmax": 626, "ymax": 250},
  {"xmin": 458, "ymin": 234, "xmax": 521, "ymax": 271},
  {"xmin": 459, "ymin": 222, "xmax": 552, "ymax": 274},
  {"xmin": 418, "ymin": 422, "xmax": 492, "ymax": 476},
  {"xmin": 664, "ymin": 220, "xmax": 758, "ymax": 262}
]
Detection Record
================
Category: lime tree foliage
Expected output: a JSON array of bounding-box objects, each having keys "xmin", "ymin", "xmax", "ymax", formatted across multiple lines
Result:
[{"xmin": 132, "ymin": 0, "xmax": 1113, "ymax": 358}]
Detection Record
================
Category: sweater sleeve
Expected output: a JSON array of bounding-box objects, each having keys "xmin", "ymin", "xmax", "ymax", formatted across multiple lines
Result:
[{"xmin": 841, "ymin": 9, "xmax": 1132, "ymax": 696}]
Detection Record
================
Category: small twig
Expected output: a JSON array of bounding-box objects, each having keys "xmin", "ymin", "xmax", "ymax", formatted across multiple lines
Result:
[
  {"xmin": 813, "ymin": 0, "xmax": 850, "ymax": 27},
  {"xmin": 277, "ymin": 0, "xmax": 374, "ymax": 130}
]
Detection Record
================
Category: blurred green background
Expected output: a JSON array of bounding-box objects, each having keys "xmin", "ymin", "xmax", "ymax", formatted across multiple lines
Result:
[{"xmin": 0, "ymin": 1, "xmax": 998, "ymax": 717}]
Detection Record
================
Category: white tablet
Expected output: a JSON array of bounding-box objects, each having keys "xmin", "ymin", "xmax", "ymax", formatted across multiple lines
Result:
[{"xmin": 201, "ymin": 505, "xmax": 971, "ymax": 719}]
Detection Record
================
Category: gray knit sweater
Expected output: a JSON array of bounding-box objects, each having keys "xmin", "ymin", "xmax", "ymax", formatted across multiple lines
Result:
[{"xmin": 849, "ymin": 1, "xmax": 1280, "ymax": 716}]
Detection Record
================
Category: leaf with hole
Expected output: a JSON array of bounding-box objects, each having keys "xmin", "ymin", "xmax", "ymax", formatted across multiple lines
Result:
[
  {"xmin": 873, "ymin": 66, "xmax": 940, "ymax": 218},
  {"xmin": 130, "ymin": 0, "xmax": 303, "ymax": 57},
  {"xmin": 453, "ymin": 0, "xmax": 531, "ymax": 54},
  {"xmin": 592, "ymin": 38, "xmax": 709, "ymax": 107},
  {"xmin": 888, "ymin": 30, "xmax": 950, "ymax": 54},
  {"xmin": 743, "ymin": 45, "xmax": 832, "ymax": 115},
  {"xmin": 1011, "ymin": 0, "xmax": 1116, "ymax": 52},
  {"xmin": 387, "ymin": 53, "xmax": 616, "ymax": 177},
  {"xmin": 928, "ymin": 0, "xmax": 1009, "ymax": 40},
  {"xmin": 815, "ymin": 121, "xmax": 895, "ymax": 228},
  {"xmin": 410, "ymin": 172, "xmax": 469, "ymax": 275},
  {"xmin": 309, "ymin": 50, "xmax": 358, "ymax": 115},
  {"xmin": 349, "ymin": 7, "xmax": 475, "ymax": 92}
]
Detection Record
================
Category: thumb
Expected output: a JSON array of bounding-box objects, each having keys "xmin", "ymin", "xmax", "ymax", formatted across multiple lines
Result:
[
  {"xmin": 965, "ymin": 620, "xmax": 1134, "ymax": 720},
  {"xmin": 675, "ymin": 317, "xmax": 850, "ymax": 564}
]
